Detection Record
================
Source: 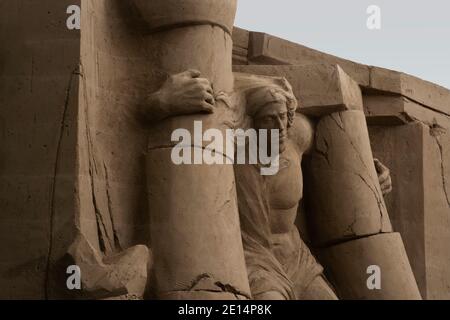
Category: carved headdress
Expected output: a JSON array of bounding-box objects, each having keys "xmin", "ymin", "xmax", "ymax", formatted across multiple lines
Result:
[{"xmin": 234, "ymin": 73, "xmax": 298, "ymax": 128}]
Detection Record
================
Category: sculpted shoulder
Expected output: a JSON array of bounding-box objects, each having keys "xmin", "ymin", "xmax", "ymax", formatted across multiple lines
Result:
[{"xmin": 288, "ymin": 113, "xmax": 315, "ymax": 155}]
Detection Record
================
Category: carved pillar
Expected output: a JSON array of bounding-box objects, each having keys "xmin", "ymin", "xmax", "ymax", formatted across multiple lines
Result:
[
  {"xmin": 306, "ymin": 110, "xmax": 393, "ymax": 245},
  {"xmin": 307, "ymin": 109, "xmax": 421, "ymax": 299},
  {"xmin": 304, "ymin": 77, "xmax": 422, "ymax": 300},
  {"xmin": 131, "ymin": 0, "xmax": 251, "ymax": 299}
]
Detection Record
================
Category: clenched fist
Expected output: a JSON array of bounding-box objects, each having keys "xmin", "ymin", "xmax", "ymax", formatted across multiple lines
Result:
[{"xmin": 142, "ymin": 69, "xmax": 216, "ymax": 122}]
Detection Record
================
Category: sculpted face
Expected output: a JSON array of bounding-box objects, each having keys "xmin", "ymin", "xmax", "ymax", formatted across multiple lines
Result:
[{"xmin": 253, "ymin": 100, "xmax": 289, "ymax": 154}]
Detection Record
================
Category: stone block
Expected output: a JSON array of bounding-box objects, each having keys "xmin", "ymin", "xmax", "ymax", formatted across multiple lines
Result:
[
  {"xmin": 247, "ymin": 32, "xmax": 370, "ymax": 86},
  {"xmin": 233, "ymin": 64, "xmax": 363, "ymax": 116},
  {"xmin": 369, "ymin": 122, "xmax": 450, "ymax": 299},
  {"xmin": 364, "ymin": 95, "xmax": 450, "ymax": 128},
  {"xmin": 370, "ymin": 67, "xmax": 450, "ymax": 116}
]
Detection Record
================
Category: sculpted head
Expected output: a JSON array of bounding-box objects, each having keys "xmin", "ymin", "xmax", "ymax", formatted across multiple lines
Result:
[{"xmin": 243, "ymin": 77, "xmax": 297, "ymax": 154}]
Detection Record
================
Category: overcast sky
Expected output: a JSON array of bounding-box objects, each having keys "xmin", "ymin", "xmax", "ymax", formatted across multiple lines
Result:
[{"xmin": 235, "ymin": 0, "xmax": 450, "ymax": 89}]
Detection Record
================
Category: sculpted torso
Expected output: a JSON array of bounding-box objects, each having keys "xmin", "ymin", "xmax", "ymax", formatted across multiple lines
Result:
[
  {"xmin": 255, "ymin": 104, "xmax": 313, "ymax": 236},
  {"xmin": 267, "ymin": 140, "xmax": 304, "ymax": 234},
  {"xmin": 249, "ymin": 97, "xmax": 326, "ymax": 300}
]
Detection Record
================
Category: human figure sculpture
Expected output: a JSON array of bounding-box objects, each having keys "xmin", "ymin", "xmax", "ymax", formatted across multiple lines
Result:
[
  {"xmin": 233, "ymin": 74, "xmax": 392, "ymax": 300},
  {"xmin": 143, "ymin": 69, "xmax": 393, "ymax": 300}
]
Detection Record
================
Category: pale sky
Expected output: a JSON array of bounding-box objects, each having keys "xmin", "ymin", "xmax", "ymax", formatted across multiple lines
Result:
[{"xmin": 235, "ymin": 0, "xmax": 450, "ymax": 89}]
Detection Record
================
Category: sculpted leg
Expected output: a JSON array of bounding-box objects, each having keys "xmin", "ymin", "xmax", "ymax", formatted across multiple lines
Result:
[
  {"xmin": 297, "ymin": 276, "xmax": 338, "ymax": 300},
  {"xmin": 254, "ymin": 291, "xmax": 286, "ymax": 300}
]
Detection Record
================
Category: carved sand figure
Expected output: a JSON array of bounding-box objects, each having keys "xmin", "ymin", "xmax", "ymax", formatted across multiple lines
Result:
[
  {"xmin": 233, "ymin": 74, "xmax": 393, "ymax": 300},
  {"xmin": 2, "ymin": 0, "xmax": 449, "ymax": 301}
]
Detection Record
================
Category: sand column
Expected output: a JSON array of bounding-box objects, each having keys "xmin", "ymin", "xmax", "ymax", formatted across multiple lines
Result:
[
  {"xmin": 305, "ymin": 84, "xmax": 422, "ymax": 300},
  {"xmin": 132, "ymin": 0, "xmax": 251, "ymax": 299}
]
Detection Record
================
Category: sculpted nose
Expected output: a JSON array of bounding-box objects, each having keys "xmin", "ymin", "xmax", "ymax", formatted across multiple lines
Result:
[{"xmin": 277, "ymin": 117, "xmax": 286, "ymax": 131}]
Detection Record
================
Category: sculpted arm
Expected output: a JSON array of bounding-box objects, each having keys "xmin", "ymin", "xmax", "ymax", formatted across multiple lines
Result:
[{"xmin": 289, "ymin": 113, "xmax": 315, "ymax": 156}]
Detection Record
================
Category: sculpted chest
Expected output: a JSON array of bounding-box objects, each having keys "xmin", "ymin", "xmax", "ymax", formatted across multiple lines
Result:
[{"xmin": 267, "ymin": 144, "xmax": 303, "ymax": 210}]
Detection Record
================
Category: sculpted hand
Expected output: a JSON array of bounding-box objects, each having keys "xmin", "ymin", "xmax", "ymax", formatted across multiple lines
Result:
[
  {"xmin": 144, "ymin": 69, "xmax": 215, "ymax": 122},
  {"xmin": 374, "ymin": 159, "xmax": 392, "ymax": 195}
]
